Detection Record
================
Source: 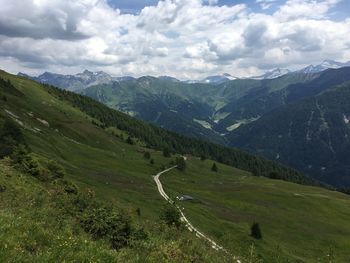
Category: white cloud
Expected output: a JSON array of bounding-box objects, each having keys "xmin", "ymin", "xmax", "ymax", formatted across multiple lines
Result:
[
  {"xmin": 274, "ymin": 0, "xmax": 341, "ymax": 21},
  {"xmin": 256, "ymin": 0, "xmax": 277, "ymax": 10},
  {"xmin": 0, "ymin": 0, "xmax": 349, "ymax": 79}
]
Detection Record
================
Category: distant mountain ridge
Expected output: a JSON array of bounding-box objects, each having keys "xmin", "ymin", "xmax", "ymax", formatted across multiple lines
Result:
[
  {"xmin": 251, "ymin": 68, "xmax": 291, "ymax": 80},
  {"xmin": 298, "ymin": 60, "xmax": 350, "ymax": 74},
  {"xmin": 19, "ymin": 70, "xmax": 116, "ymax": 91},
  {"xmin": 19, "ymin": 60, "xmax": 350, "ymax": 91},
  {"xmin": 200, "ymin": 73, "xmax": 238, "ymax": 84}
]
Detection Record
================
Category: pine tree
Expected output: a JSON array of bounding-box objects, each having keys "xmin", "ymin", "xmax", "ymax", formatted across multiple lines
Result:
[
  {"xmin": 251, "ymin": 222, "xmax": 262, "ymax": 239},
  {"xmin": 163, "ymin": 148, "xmax": 171, "ymax": 158},
  {"xmin": 126, "ymin": 136, "xmax": 134, "ymax": 145},
  {"xmin": 176, "ymin": 157, "xmax": 186, "ymax": 171},
  {"xmin": 144, "ymin": 151, "xmax": 151, "ymax": 159},
  {"xmin": 211, "ymin": 162, "xmax": 218, "ymax": 172}
]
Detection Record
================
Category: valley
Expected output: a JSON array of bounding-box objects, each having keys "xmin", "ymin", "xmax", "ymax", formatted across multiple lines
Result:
[
  {"xmin": 25, "ymin": 65, "xmax": 350, "ymax": 187},
  {"xmin": 2, "ymin": 70, "xmax": 350, "ymax": 262}
]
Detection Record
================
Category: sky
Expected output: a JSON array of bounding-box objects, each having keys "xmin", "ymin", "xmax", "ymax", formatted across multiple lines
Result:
[{"xmin": 0, "ymin": 0, "xmax": 350, "ymax": 79}]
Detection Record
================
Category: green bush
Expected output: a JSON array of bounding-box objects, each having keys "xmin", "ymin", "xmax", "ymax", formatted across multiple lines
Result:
[
  {"xmin": 80, "ymin": 207, "xmax": 132, "ymax": 250},
  {"xmin": 47, "ymin": 160, "xmax": 66, "ymax": 179},
  {"xmin": 160, "ymin": 203, "xmax": 181, "ymax": 228},
  {"xmin": 62, "ymin": 180, "xmax": 78, "ymax": 195},
  {"xmin": 73, "ymin": 189, "xmax": 96, "ymax": 212},
  {"xmin": 0, "ymin": 118, "xmax": 26, "ymax": 158},
  {"xmin": 12, "ymin": 148, "xmax": 69, "ymax": 182},
  {"xmin": 130, "ymin": 226, "xmax": 148, "ymax": 243},
  {"xmin": 11, "ymin": 149, "xmax": 51, "ymax": 181},
  {"xmin": 0, "ymin": 184, "xmax": 6, "ymax": 192}
]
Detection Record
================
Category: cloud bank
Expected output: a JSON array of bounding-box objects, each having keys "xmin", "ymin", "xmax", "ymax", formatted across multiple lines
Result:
[{"xmin": 0, "ymin": 0, "xmax": 349, "ymax": 79}]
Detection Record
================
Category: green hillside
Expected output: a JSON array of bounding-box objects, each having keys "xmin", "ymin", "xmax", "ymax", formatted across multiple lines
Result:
[
  {"xmin": 1, "ymin": 70, "xmax": 350, "ymax": 262},
  {"xmin": 163, "ymin": 159, "xmax": 350, "ymax": 262}
]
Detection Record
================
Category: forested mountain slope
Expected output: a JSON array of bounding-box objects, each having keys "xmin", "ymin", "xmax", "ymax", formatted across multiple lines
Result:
[{"xmin": 228, "ymin": 80, "xmax": 350, "ymax": 186}]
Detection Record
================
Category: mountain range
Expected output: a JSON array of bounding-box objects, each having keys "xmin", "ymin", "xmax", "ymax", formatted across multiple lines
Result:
[
  {"xmin": 17, "ymin": 61, "xmax": 350, "ymax": 187},
  {"xmin": 21, "ymin": 60, "xmax": 350, "ymax": 90}
]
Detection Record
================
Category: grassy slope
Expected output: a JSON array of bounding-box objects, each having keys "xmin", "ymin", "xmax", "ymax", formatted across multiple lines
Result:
[
  {"xmin": 162, "ymin": 159, "xmax": 350, "ymax": 262},
  {"xmin": 0, "ymin": 159, "xmax": 233, "ymax": 263},
  {"xmin": 0, "ymin": 71, "xmax": 232, "ymax": 262},
  {"xmin": 1, "ymin": 70, "xmax": 350, "ymax": 262}
]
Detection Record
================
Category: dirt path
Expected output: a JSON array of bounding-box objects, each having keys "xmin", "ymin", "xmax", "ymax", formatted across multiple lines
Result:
[{"xmin": 153, "ymin": 165, "xmax": 237, "ymax": 260}]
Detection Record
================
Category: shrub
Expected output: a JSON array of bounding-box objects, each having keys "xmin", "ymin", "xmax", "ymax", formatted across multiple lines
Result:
[
  {"xmin": 131, "ymin": 227, "xmax": 148, "ymax": 242},
  {"xmin": 73, "ymin": 189, "xmax": 96, "ymax": 212},
  {"xmin": 80, "ymin": 207, "xmax": 132, "ymax": 250},
  {"xmin": 12, "ymin": 149, "xmax": 52, "ymax": 181},
  {"xmin": 0, "ymin": 136, "xmax": 17, "ymax": 158},
  {"xmin": 11, "ymin": 145, "xmax": 29, "ymax": 163},
  {"xmin": 0, "ymin": 185, "xmax": 6, "ymax": 192},
  {"xmin": 0, "ymin": 118, "xmax": 26, "ymax": 158},
  {"xmin": 62, "ymin": 180, "xmax": 78, "ymax": 194},
  {"xmin": 0, "ymin": 118, "xmax": 25, "ymax": 144},
  {"xmin": 160, "ymin": 203, "xmax": 181, "ymax": 228},
  {"xmin": 47, "ymin": 160, "xmax": 66, "ymax": 179},
  {"xmin": 251, "ymin": 222, "xmax": 262, "ymax": 240},
  {"xmin": 150, "ymin": 159, "xmax": 155, "ymax": 165}
]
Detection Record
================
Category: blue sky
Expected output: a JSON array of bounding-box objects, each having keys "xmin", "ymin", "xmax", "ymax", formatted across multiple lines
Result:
[
  {"xmin": 109, "ymin": 0, "xmax": 350, "ymax": 16},
  {"xmin": 1, "ymin": 0, "xmax": 350, "ymax": 79},
  {"xmin": 108, "ymin": 0, "xmax": 272, "ymax": 13}
]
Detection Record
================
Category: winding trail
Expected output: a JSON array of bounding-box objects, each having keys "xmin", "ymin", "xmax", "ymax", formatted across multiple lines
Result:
[{"xmin": 153, "ymin": 165, "xmax": 235, "ymax": 257}]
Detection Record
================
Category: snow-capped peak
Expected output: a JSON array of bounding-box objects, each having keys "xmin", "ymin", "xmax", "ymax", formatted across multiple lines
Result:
[
  {"xmin": 251, "ymin": 68, "xmax": 291, "ymax": 80},
  {"xmin": 299, "ymin": 60, "xmax": 350, "ymax": 74},
  {"xmin": 201, "ymin": 73, "xmax": 238, "ymax": 84}
]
